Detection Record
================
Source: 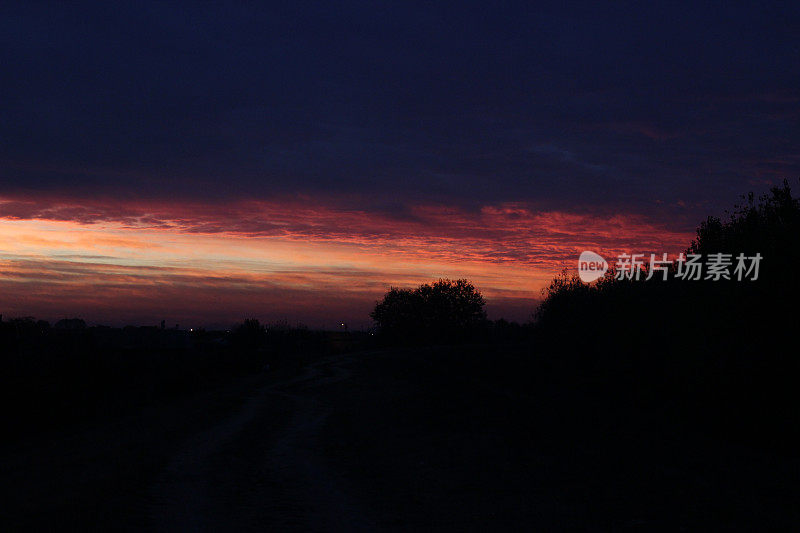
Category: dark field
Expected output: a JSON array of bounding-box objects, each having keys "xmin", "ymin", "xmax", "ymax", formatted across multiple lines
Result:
[{"xmin": 3, "ymin": 347, "xmax": 798, "ymax": 530}]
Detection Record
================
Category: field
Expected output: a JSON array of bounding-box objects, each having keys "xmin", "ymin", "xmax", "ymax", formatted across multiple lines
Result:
[{"xmin": 3, "ymin": 346, "xmax": 798, "ymax": 530}]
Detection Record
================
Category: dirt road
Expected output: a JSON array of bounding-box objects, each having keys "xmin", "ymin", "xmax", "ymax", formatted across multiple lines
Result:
[{"xmin": 149, "ymin": 352, "xmax": 377, "ymax": 531}]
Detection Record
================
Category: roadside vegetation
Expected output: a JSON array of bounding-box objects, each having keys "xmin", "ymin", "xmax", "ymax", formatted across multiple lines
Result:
[{"xmin": 532, "ymin": 179, "xmax": 800, "ymax": 448}]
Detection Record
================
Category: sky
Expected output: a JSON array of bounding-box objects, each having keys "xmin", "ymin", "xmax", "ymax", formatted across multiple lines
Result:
[{"xmin": 1, "ymin": 2, "xmax": 799, "ymax": 328}]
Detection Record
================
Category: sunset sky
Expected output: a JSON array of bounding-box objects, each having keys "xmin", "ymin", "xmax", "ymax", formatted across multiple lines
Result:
[{"xmin": 2, "ymin": 3, "xmax": 799, "ymax": 327}]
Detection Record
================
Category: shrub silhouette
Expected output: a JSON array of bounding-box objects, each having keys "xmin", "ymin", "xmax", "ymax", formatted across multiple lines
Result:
[
  {"xmin": 537, "ymin": 179, "xmax": 800, "ymax": 325},
  {"xmin": 232, "ymin": 318, "xmax": 265, "ymax": 346},
  {"xmin": 371, "ymin": 278, "xmax": 488, "ymax": 344},
  {"xmin": 533, "ymin": 179, "xmax": 800, "ymax": 446},
  {"xmin": 689, "ymin": 179, "xmax": 800, "ymax": 290}
]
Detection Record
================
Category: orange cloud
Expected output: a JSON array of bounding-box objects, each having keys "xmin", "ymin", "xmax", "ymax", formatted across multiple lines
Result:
[{"xmin": 0, "ymin": 194, "xmax": 694, "ymax": 326}]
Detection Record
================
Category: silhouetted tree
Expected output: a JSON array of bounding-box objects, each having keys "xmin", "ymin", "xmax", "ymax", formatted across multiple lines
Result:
[
  {"xmin": 372, "ymin": 278, "xmax": 488, "ymax": 344},
  {"xmin": 689, "ymin": 179, "xmax": 800, "ymax": 287},
  {"xmin": 533, "ymin": 179, "xmax": 800, "ymax": 445},
  {"xmin": 232, "ymin": 318, "xmax": 265, "ymax": 347}
]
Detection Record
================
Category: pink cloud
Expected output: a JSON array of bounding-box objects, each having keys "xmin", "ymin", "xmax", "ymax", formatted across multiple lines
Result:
[{"xmin": 0, "ymin": 193, "xmax": 695, "ymax": 325}]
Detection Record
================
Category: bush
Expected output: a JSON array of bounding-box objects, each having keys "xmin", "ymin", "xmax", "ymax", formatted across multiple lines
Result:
[
  {"xmin": 371, "ymin": 278, "xmax": 489, "ymax": 344},
  {"xmin": 532, "ymin": 179, "xmax": 800, "ymax": 446}
]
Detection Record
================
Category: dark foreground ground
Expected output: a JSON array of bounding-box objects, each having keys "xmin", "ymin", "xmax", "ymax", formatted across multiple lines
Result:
[{"xmin": 2, "ymin": 347, "xmax": 799, "ymax": 530}]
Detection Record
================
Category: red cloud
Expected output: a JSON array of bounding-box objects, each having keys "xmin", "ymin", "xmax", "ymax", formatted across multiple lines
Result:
[{"xmin": 0, "ymin": 193, "xmax": 694, "ymax": 325}]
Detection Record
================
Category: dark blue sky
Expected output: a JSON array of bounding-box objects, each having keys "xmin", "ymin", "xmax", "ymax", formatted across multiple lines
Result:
[{"xmin": 2, "ymin": 1, "xmax": 799, "ymax": 226}]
